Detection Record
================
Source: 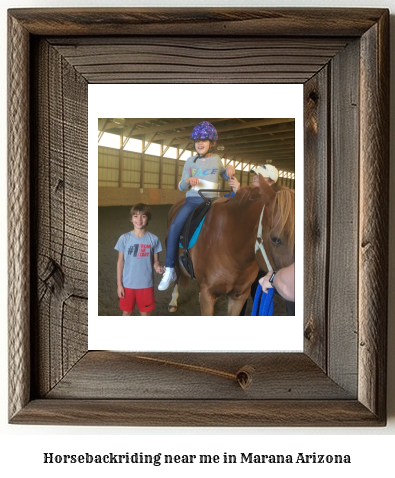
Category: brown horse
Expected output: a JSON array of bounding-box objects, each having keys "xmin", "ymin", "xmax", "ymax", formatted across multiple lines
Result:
[{"xmin": 167, "ymin": 175, "xmax": 295, "ymax": 316}]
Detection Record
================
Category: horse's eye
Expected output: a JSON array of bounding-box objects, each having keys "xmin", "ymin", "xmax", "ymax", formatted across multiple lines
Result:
[{"xmin": 271, "ymin": 236, "xmax": 282, "ymax": 246}]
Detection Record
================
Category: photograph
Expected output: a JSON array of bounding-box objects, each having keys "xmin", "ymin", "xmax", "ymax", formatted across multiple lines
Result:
[{"xmin": 97, "ymin": 117, "xmax": 296, "ymax": 318}]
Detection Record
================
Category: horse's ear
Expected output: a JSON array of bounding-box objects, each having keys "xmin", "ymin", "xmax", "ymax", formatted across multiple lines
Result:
[{"xmin": 258, "ymin": 174, "xmax": 276, "ymax": 203}]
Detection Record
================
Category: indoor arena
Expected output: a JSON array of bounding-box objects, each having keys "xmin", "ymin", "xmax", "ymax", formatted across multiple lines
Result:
[{"xmin": 98, "ymin": 118, "xmax": 295, "ymax": 316}]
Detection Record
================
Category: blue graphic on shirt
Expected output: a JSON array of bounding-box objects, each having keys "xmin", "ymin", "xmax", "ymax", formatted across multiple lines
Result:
[{"xmin": 188, "ymin": 167, "xmax": 219, "ymax": 176}]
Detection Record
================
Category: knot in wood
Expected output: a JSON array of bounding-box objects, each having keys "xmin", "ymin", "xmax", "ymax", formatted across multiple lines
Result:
[
  {"xmin": 308, "ymin": 91, "xmax": 319, "ymax": 103},
  {"xmin": 304, "ymin": 322, "xmax": 314, "ymax": 341},
  {"xmin": 236, "ymin": 365, "xmax": 255, "ymax": 390},
  {"xmin": 42, "ymin": 258, "xmax": 65, "ymax": 293}
]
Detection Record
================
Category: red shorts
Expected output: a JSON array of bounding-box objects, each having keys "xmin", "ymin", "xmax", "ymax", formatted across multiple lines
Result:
[{"xmin": 119, "ymin": 287, "xmax": 155, "ymax": 313}]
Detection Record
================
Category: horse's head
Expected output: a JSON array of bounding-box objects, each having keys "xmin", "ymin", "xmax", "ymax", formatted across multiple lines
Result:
[{"xmin": 255, "ymin": 175, "xmax": 295, "ymax": 272}]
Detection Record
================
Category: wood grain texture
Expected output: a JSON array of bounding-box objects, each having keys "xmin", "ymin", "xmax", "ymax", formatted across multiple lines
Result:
[
  {"xmin": 46, "ymin": 352, "xmax": 353, "ymax": 400},
  {"xmin": 7, "ymin": 7, "xmax": 389, "ymax": 426},
  {"xmin": 30, "ymin": 39, "xmax": 88, "ymax": 397},
  {"xmin": 327, "ymin": 39, "xmax": 360, "ymax": 396},
  {"xmin": 11, "ymin": 399, "xmax": 383, "ymax": 427},
  {"xmin": 358, "ymin": 12, "xmax": 389, "ymax": 417},
  {"xmin": 49, "ymin": 37, "xmax": 350, "ymax": 84},
  {"xmin": 8, "ymin": 8, "xmax": 387, "ymax": 37},
  {"xmin": 8, "ymin": 13, "xmax": 31, "ymax": 421},
  {"xmin": 303, "ymin": 67, "xmax": 329, "ymax": 370}
]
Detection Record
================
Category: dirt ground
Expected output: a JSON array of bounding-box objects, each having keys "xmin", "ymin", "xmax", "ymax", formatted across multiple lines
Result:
[{"xmin": 98, "ymin": 205, "xmax": 287, "ymax": 316}]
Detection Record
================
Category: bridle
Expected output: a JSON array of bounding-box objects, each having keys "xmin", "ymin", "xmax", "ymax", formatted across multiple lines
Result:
[{"xmin": 254, "ymin": 204, "xmax": 273, "ymax": 272}]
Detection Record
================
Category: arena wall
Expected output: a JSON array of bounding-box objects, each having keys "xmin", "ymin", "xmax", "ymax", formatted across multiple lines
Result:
[
  {"xmin": 98, "ymin": 145, "xmax": 294, "ymax": 206},
  {"xmin": 98, "ymin": 186, "xmax": 185, "ymax": 206}
]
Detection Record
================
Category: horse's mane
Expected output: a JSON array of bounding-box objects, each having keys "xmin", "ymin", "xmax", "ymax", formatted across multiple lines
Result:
[
  {"xmin": 215, "ymin": 184, "xmax": 295, "ymax": 251},
  {"xmin": 212, "ymin": 186, "xmax": 259, "ymax": 205},
  {"xmin": 272, "ymin": 185, "xmax": 295, "ymax": 252}
]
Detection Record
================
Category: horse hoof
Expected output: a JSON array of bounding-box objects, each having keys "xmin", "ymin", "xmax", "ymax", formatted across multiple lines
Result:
[{"xmin": 168, "ymin": 306, "xmax": 178, "ymax": 313}]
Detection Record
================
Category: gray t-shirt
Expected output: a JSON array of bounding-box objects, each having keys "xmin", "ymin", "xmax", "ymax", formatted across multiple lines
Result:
[
  {"xmin": 115, "ymin": 231, "xmax": 162, "ymax": 289},
  {"xmin": 179, "ymin": 153, "xmax": 229, "ymax": 198}
]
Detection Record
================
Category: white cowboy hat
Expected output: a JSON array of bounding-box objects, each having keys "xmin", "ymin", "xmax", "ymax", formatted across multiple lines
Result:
[{"xmin": 251, "ymin": 164, "xmax": 279, "ymax": 183}]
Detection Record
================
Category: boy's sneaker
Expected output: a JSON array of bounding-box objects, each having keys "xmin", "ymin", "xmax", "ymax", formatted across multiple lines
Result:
[{"xmin": 158, "ymin": 267, "xmax": 177, "ymax": 291}]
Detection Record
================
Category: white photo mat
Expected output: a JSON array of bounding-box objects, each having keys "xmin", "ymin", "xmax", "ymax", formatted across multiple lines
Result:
[{"xmin": 88, "ymin": 84, "xmax": 304, "ymax": 352}]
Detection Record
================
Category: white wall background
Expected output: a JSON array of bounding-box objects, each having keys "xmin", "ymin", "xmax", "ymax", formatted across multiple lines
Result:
[{"xmin": 1, "ymin": 0, "xmax": 394, "ymax": 476}]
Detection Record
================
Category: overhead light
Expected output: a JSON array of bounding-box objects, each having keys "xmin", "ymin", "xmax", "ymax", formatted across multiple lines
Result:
[
  {"xmin": 112, "ymin": 118, "xmax": 125, "ymax": 125},
  {"xmin": 266, "ymin": 159, "xmax": 272, "ymax": 164},
  {"xmin": 217, "ymin": 145, "xmax": 225, "ymax": 150}
]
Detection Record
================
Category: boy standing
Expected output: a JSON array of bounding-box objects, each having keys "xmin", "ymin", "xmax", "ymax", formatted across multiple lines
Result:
[{"xmin": 115, "ymin": 203, "xmax": 164, "ymax": 316}]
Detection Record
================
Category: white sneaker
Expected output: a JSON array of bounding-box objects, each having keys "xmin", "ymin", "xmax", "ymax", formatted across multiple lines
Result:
[{"xmin": 158, "ymin": 267, "xmax": 177, "ymax": 291}]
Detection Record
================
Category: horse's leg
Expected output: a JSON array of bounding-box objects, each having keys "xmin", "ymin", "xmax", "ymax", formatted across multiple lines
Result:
[
  {"xmin": 199, "ymin": 287, "xmax": 215, "ymax": 316},
  {"xmin": 228, "ymin": 290, "xmax": 251, "ymax": 316},
  {"xmin": 168, "ymin": 283, "xmax": 179, "ymax": 313}
]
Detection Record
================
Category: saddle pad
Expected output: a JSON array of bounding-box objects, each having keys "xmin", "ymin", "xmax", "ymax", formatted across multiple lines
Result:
[
  {"xmin": 178, "ymin": 200, "xmax": 212, "ymax": 250},
  {"xmin": 179, "ymin": 217, "xmax": 206, "ymax": 249}
]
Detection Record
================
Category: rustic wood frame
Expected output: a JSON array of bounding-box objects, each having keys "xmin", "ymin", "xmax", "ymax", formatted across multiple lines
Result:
[{"xmin": 8, "ymin": 8, "xmax": 389, "ymax": 426}]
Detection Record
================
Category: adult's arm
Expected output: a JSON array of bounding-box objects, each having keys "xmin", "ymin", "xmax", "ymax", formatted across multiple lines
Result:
[{"xmin": 259, "ymin": 262, "xmax": 295, "ymax": 302}]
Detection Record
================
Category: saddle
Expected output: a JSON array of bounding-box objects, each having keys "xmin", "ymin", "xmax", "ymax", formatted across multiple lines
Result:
[{"xmin": 177, "ymin": 188, "xmax": 232, "ymax": 279}]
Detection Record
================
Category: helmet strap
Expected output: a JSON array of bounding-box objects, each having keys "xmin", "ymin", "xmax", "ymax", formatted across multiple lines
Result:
[{"xmin": 194, "ymin": 152, "xmax": 209, "ymax": 162}]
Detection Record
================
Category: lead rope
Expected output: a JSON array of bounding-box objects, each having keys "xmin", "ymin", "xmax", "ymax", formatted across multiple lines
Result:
[
  {"xmin": 252, "ymin": 285, "xmax": 274, "ymax": 316},
  {"xmin": 252, "ymin": 204, "xmax": 274, "ymax": 316}
]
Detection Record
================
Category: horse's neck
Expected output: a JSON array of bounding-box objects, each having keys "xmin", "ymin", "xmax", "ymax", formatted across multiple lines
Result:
[{"xmin": 223, "ymin": 195, "xmax": 266, "ymax": 246}]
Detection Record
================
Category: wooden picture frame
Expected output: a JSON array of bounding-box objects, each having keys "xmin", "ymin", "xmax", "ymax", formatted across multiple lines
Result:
[{"xmin": 8, "ymin": 8, "xmax": 389, "ymax": 426}]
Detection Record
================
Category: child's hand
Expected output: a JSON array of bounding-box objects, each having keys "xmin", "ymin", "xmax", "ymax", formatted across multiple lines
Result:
[
  {"xmin": 187, "ymin": 177, "xmax": 199, "ymax": 187},
  {"xmin": 226, "ymin": 165, "xmax": 235, "ymax": 179},
  {"xmin": 155, "ymin": 263, "xmax": 165, "ymax": 274},
  {"xmin": 154, "ymin": 260, "xmax": 164, "ymax": 274},
  {"xmin": 117, "ymin": 284, "xmax": 125, "ymax": 298}
]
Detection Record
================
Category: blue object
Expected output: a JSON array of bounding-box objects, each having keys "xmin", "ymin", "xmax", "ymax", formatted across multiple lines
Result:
[
  {"xmin": 179, "ymin": 217, "xmax": 206, "ymax": 249},
  {"xmin": 252, "ymin": 284, "xmax": 274, "ymax": 316},
  {"xmin": 190, "ymin": 121, "xmax": 218, "ymax": 141}
]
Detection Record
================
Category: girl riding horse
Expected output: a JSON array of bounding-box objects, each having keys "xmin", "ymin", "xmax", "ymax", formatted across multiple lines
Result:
[{"xmin": 158, "ymin": 121, "xmax": 235, "ymax": 291}]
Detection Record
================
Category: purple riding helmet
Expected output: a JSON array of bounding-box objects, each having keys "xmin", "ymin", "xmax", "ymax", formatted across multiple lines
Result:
[{"xmin": 190, "ymin": 121, "xmax": 218, "ymax": 141}]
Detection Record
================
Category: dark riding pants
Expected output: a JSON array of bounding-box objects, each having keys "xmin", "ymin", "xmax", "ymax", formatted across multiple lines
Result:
[{"xmin": 165, "ymin": 196, "xmax": 204, "ymax": 268}]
